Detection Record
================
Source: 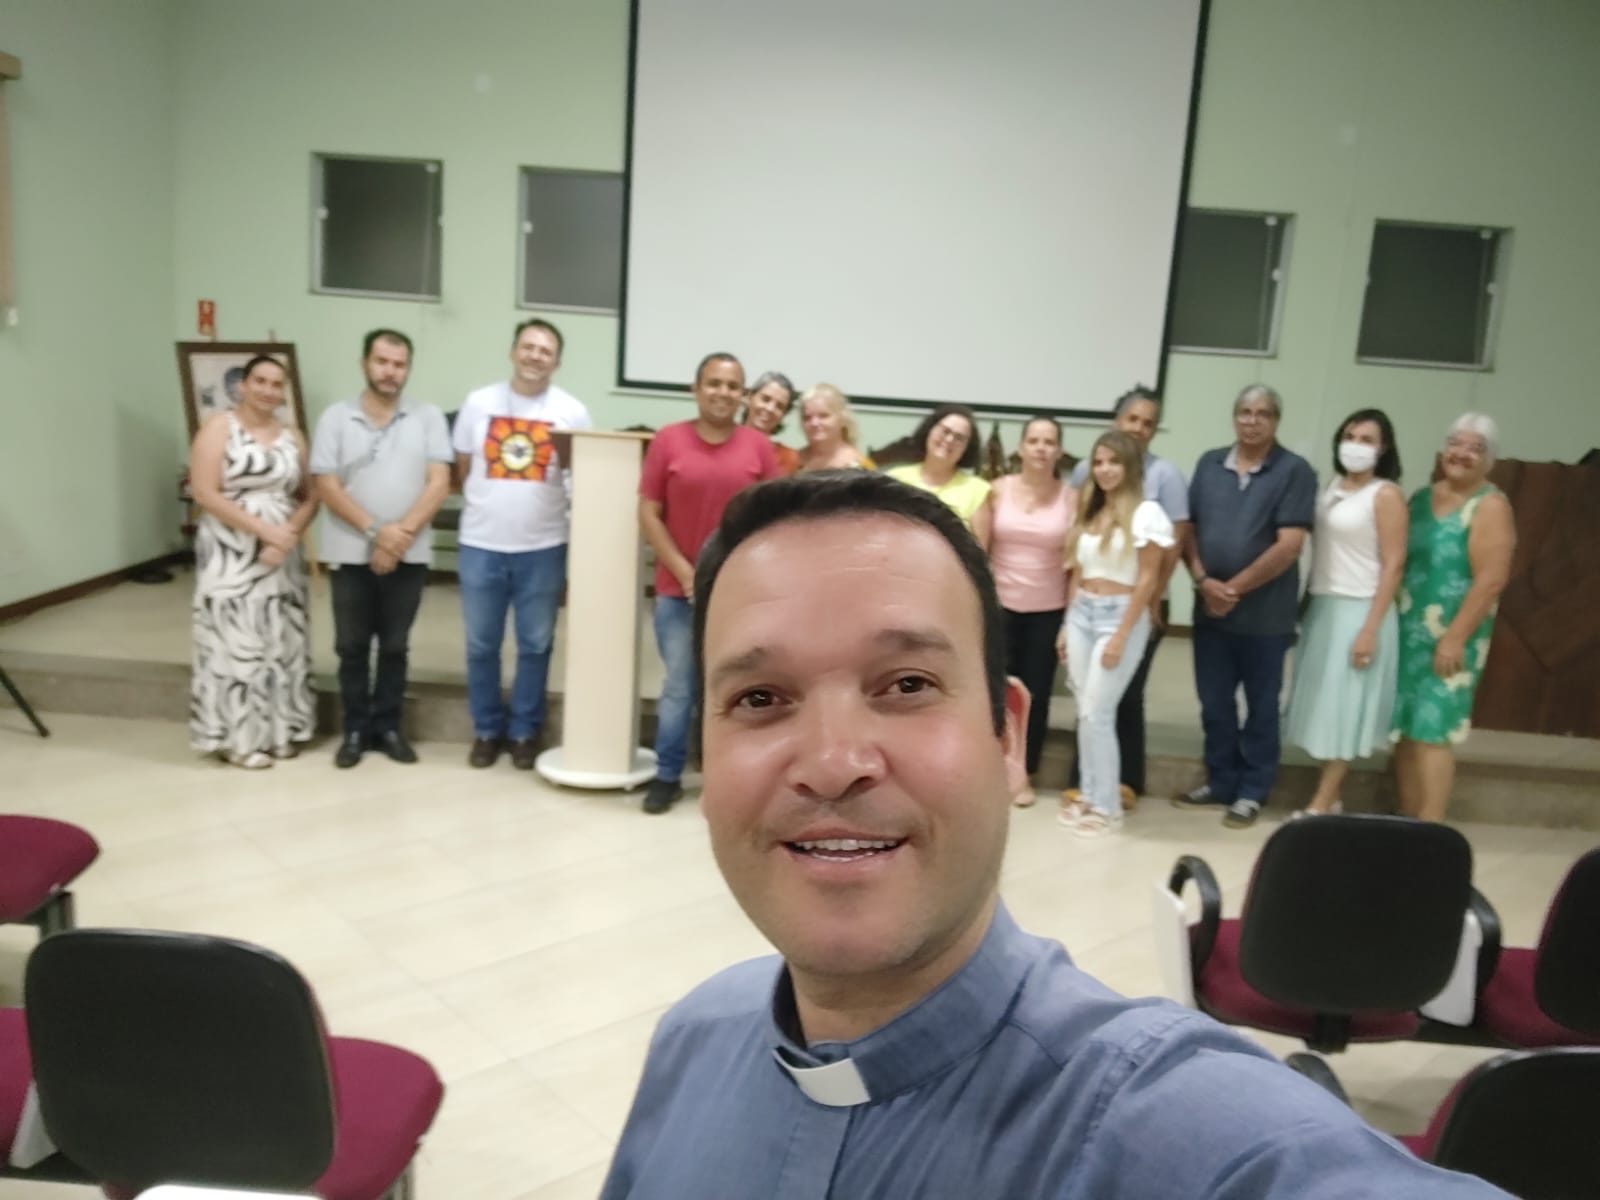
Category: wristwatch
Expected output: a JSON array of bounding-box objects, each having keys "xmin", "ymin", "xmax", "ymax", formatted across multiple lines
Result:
[{"xmin": 363, "ymin": 522, "xmax": 379, "ymax": 543}]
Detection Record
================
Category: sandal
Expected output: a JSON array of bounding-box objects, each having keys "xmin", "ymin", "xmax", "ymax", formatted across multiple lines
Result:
[
  {"xmin": 225, "ymin": 750, "xmax": 273, "ymax": 770},
  {"xmin": 1057, "ymin": 790, "xmax": 1089, "ymax": 828}
]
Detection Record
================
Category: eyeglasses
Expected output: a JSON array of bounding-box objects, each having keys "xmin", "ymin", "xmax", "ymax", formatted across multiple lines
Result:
[
  {"xmin": 1234, "ymin": 410, "xmax": 1276, "ymax": 424},
  {"xmin": 1444, "ymin": 436, "xmax": 1488, "ymax": 458},
  {"xmin": 931, "ymin": 423, "xmax": 971, "ymax": 445}
]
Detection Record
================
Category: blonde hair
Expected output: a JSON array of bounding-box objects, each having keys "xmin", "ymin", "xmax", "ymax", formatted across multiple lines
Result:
[
  {"xmin": 798, "ymin": 383, "xmax": 859, "ymax": 447},
  {"xmin": 1071, "ymin": 431, "xmax": 1145, "ymax": 567}
]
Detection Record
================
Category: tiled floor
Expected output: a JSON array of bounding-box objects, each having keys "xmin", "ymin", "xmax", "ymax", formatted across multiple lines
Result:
[{"xmin": 0, "ymin": 711, "xmax": 1591, "ymax": 1197}]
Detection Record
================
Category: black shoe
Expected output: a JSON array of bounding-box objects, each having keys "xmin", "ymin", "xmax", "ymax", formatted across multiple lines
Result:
[
  {"xmin": 372, "ymin": 730, "xmax": 418, "ymax": 764},
  {"xmin": 1171, "ymin": 784, "xmax": 1223, "ymax": 809},
  {"xmin": 1223, "ymin": 798, "xmax": 1263, "ymax": 829},
  {"xmin": 468, "ymin": 736, "xmax": 503, "ymax": 769},
  {"xmin": 334, "ymin": 733, "xmax": 365, "ymax": 769},
  {"xmin": 641, "ymin": 777, "xmax": 684, "ymax": 815},
  {"xmin": 509, "ymin": 736, "xmax": 539, "ymax": 771}
]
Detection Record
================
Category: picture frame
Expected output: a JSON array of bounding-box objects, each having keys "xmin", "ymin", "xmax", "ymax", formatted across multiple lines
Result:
[{"xmin": 175, "ymin": 341, "xmax": 306, "ymax": 440}]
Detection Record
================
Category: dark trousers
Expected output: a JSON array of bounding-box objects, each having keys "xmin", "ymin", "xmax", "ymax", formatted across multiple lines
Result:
[
  {"xmin": 1192, "ymin": 625, "xmax": 1293, "ymax": 802},
  {"xmin": 330, "ymin": 563, "xmax": 427, "ymax": 737},
  {"xmin": 1067, "ymin": 616, "xmax": 1165, "ymax": 795},
  {"xmin": 1003, "ymin": 607, "xmax": 1065, "ymax": 776}
]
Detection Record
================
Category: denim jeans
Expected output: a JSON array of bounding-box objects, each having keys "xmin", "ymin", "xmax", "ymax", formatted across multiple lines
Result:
[
  {"xmin": 457, "ymin": 543, "xmax": 567, "ymax": 741},
  {"xmin": 1191, "ymin": 625, "xmax": 1294, "ymax": 802},
  {"xmin": 1064, "ymin": 593, "xmax": 1151, "ymax": 818},
  {"xmin": 652, "ymin": 596, "xmax": 696, "ymax": 782},
  {"xmin": 1068, "ymin": 606, "xmax": 1165, "ymax": 795},
  {"xmin": 330, "ymin": 562, "xmax": 427, "ymax": 737}
]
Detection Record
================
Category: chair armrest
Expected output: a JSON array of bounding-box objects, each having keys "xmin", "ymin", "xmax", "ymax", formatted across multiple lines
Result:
[
  {"xmin": 1284, "ymin": 1052, "xmax": 1352, "ymax": 1107},
  {"xmin": 1168, "ymin": 855, "xmax": 1222, "ymax": 981},
  {"xmin": 1469, "ymin": 886, "xmax": 1502, "ymax": 991}
]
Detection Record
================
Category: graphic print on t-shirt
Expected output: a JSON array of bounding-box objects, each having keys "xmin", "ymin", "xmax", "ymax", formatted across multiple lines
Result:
[{"xmin": 483, "ymin": 417, "xmax": 554, "ymax": 481}]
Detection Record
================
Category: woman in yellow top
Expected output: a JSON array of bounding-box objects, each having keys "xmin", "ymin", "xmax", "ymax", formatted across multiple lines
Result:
[
  {"xmin": 796, "ymin": 383, "xmax": 875, "ymax": 472},
  {"xmin": 885, "ymin": 404, "xmax": 992, "ymax": 548}
]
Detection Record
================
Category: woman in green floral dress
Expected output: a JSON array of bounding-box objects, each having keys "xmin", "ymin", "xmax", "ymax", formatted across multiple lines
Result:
[{"xmin": 1391, "ymin": 414, "xmax": 1516, "ymax": 821}]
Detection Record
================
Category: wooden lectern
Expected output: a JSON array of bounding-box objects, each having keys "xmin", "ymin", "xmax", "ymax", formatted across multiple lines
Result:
[{"xmin": 536, "ymin": 430, "xmax": 658, "ymax": 789}]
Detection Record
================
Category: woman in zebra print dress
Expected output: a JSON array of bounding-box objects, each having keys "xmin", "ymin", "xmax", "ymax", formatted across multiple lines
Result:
[{"xmin": 188, "ymin": 355, "xmax": 318, "ymax": 768}]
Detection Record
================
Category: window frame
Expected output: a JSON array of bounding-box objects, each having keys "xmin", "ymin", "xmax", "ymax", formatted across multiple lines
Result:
[
  {"xmin": 310, "ymin": 151, "xmax": 444, "ymax": 303},
  {"xmin": 1167, "ymin": 207, "xmax": 1294, "ymax": 359},
  {"xmin": 1355, "ymin": 219, "xmax": 1508, "ymax": 372},
  {"xmin": 515, "ymin": 165, "xmax": 625, "ymax": 315}
]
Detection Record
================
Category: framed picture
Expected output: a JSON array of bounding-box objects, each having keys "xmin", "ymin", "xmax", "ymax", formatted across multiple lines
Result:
[{"xmin": 175, "ymin": 341, "xmax": 306, "ymax": 440}]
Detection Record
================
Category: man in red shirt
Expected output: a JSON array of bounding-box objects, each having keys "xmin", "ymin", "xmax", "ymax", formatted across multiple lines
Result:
[{"xmin": 638, "ymin": 352, "xmax": 780, "ymax": 813}]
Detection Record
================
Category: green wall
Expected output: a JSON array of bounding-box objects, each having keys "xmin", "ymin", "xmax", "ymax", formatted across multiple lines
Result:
[
  {"xmin": 0, "ymin": 0, "xmax": 177, "ymax": 608},
  {"xmin": 5, "ymin": 0, "xmax": 1598, "ymax": 609}
]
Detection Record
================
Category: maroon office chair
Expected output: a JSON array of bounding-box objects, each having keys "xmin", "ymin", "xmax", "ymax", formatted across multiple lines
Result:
[
  {"xmin": 24, "ymin": 929, "xmax": 444, "ymax": 1200},
  {"xmin": 1162, "ymin": 814, "xmax": 1473, "ymax": 1053},
  {"xmin": 1395, "ymin": 1048, "xmax": 1600, "ymax": 1197},
  {"xmin": 1470, "ymin": 846, "xmax": 1600, "ymax": 1049},
  {"xmin": 0, "ymin": 815, "xmax": 98, "ymax": 938}
]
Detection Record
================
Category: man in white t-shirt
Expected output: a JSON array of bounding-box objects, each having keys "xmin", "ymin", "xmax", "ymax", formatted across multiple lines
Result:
[{"xmin": 452, "ymin": 318, "xmax": 593, "ymax": 769}]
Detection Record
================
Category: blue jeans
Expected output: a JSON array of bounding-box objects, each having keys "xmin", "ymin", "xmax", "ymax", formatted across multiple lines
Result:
[
  {"xmin": 1064, "ymin": 594, "xmax": 1151, "ymax": 818},
  {"xmin": 458, "ymin": 544, "xmax": 566, "ymax": 741},
  {"xmin": 1192, "ymin": 625, "xmax": 1294, "ymax": 802},
  {"xmin": 652, "ymin": 596, "xmax": 695, "ymax": 782}
]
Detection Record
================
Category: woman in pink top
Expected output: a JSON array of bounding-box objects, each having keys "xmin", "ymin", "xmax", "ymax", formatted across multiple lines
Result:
[{"xmin": 988, "ymin": 416, "xmax": 1077, "ymax": 807}]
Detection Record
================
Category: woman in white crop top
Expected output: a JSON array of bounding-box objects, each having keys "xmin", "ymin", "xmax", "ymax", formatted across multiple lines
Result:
[
  {"xmin": 1284, "ymin": 409, "xmax": 1408, "ymax": 815},
  {"xmin": 1056, "ymin": 432, "xmax": 1174, "ymax": 837}
]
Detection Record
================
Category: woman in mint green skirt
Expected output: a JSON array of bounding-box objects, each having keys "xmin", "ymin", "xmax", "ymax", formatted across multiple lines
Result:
[
  {"xmin": 1284, "ymin": 410, "xmax": 1406, "ymax": 815},
  {"xmin": 1390, "ymin": 414, "xmax": 1516, "ymax": 822}
]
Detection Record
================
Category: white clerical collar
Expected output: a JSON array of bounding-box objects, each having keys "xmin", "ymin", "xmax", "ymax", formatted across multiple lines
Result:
[{"xmin": 772, "ymin": 1049, "xmax": 872, "ymax": 1107}]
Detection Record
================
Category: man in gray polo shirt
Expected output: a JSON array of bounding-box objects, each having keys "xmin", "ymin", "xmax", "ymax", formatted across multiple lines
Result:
[
  {"xmin": 311, "ymin": 329, "xmax": 452, "ymax": 768},
  {"xmin": 1177, "ymin": 384, "xmax": 1316, "ymax": 828}
]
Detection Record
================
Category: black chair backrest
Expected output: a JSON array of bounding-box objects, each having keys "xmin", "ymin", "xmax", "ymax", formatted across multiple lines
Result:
[
  {"xmin": 1535, "ymin": 846, "xmax": 1600, "ymax": 1036},
  {"xmin": 1238, "ymin": 815, "xmax": 1473, "ymax": 1013},
  {"xmin": 24, "ymin": 928, "xmax": 336, "ymax": 1194},
  {"xmin": 1431, "ymin": 1048, "xmax": 1600, "ymax": 1199}
]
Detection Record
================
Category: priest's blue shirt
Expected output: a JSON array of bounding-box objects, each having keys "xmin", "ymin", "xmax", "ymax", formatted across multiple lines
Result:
[{"xmin": 601, "ymin": 904, "xmax": 1507, "ymax": 1199}]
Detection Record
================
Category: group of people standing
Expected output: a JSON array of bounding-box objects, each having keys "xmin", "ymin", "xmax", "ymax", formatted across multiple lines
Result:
[
  {"xmin": 188, "ymin": 321, "xmax": 589, "ymax": 773},
  {"xmin": 187, "ymin": 334, "xmax": 1514, "ymax": 830},
  {"xmin": 943, "ymin": 383, "xmax": 1512, "ymax": 837}
]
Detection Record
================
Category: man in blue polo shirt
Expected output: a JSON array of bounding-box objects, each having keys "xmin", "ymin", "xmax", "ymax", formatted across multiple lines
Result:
[{"xmin": 1177, "ymin": 384, "xmax": 1316, "ymax": 829}]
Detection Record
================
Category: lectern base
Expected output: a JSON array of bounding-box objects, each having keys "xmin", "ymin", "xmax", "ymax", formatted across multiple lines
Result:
[{"xmin": 535, "ymin": 747, "xmax": 658, "ymax": 791}]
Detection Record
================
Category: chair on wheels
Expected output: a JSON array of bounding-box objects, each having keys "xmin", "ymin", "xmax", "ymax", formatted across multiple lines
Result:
[
  {"xmin": 0, "ymin": 815, "xmax": 99, "ymax": 938},
  {"xmin": 1418, "ymin": 845, "xmax": 1600, "ymax": 1050},
  {"xmin": 1153, "ymin": 814, "xmax": 1473, "ymax": 1053},
  {"xmin": 24, "ymin": 929, "xmax": 444, "ymax": 1200}
]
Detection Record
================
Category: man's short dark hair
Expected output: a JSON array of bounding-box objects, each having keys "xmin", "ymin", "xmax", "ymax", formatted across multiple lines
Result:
[
  {"xmin": 363, "ymin": 328, "xmax": 413, "ymax": 359},
  {"xmin": 908, "ymin": 404, "xmax": 982, "ymax": 472},
  {"xmin": 513, "ymin": 318, "xmax": 565, "ymax": 356},
  {"xmin": 1112, "ymin": 385, "xmax": 1161, "ymax": 419},
  {"xmin": 693, "ymin": 472, "xmax": 1007, "ymax": 752},
  {"xmin": 695, "ymin": 351, "xmax": 743, "ymax": 385}
]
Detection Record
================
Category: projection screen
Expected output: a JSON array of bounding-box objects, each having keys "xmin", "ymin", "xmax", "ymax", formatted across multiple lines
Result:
[{"xmin": 622, "ymin": 0, "xmax": 1208, "ymax": 415}]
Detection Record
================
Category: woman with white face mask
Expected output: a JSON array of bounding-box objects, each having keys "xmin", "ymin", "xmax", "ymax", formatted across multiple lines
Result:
[{"xmin": 1283, "ymin": 409, "xmax": 1407, "ymax": 814}]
